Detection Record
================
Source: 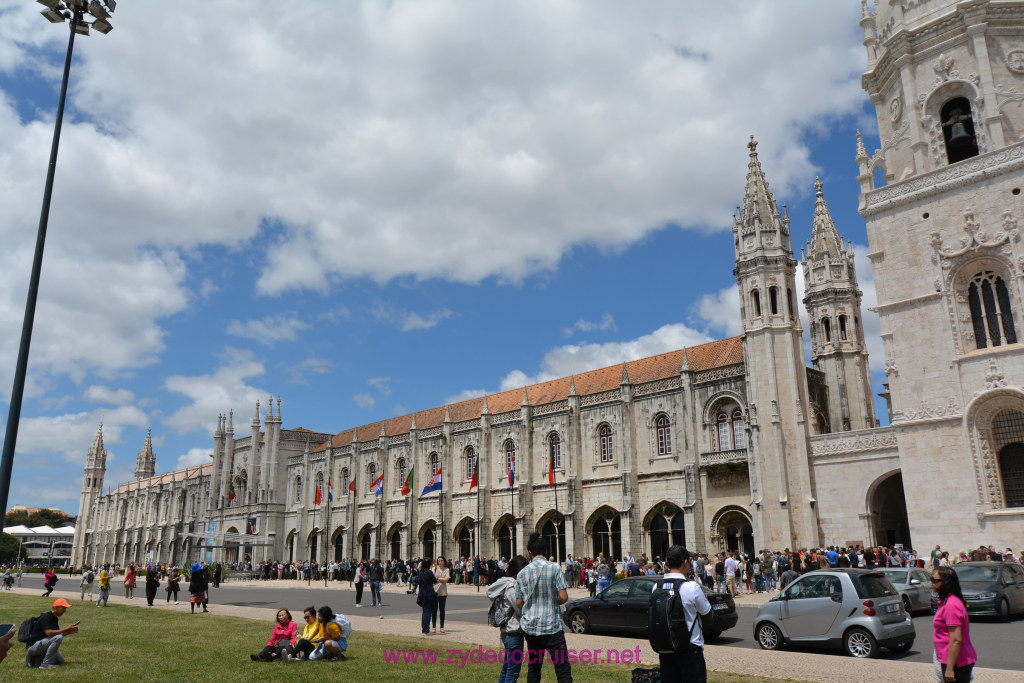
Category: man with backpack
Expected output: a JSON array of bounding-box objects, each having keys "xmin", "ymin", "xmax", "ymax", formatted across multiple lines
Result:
[
  {"xmin": 648, "ymin": 546, "xmax": 711, "ymax": 683},
  {"xmin": 515, "ymin": 532, "xmax": 571, "ymax": 683},
  {"xmin": 80, "ymin": 566, "xmax": 95, "ymax": 602},
  {"xmin": 23, "ymin": 598, "xmax": 78, "ymax": 669}
]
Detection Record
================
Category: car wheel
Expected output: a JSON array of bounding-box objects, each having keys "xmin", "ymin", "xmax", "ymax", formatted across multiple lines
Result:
[
  {"xmin": 755, "ymin": 622, "xmax": 782, "ymax": 650},
  {"xmin": 844, "ymin": 627, "xmax": 878, "ymax": 659},
  {"xmin": 568, "ymin": 611, "xmax": 590, "ymax": 634},
  {"xmin": 998, "ymin": 598, "xmax": 1010, "ymax": 623},
  {"xmin": 704, "ymin": 629, "xmax": 721, "ymax": 642},
  {"xmin": 902, "ymin": 595, "xmax": 912, "ymax": 614}
]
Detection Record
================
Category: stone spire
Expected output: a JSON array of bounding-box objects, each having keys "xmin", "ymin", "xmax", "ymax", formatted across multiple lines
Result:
[
  {"xmin": 481, "ymin": 395, "xmax": 490, "ymax": 415},
  {"xmin": 568, "ymin": 375, "xmax": 577, "ymax": 396},
  {"xmin": 620, "ymin": 362, "xmax": 630, "ymax": 384},
  {"xmin": 521, "ymin": 386, "xmax": 529, "ymax": 406},
  {"xmin": 732, "ymin": 136, "xmax": 791, "ymax": 260},
  {"xmin": 253, "ymin": 400, "xmax": 261, "ymax": 427},
  {"xmin": 134, "ymin": 427, "xmax": 156, "ymax": 480},
  {"xmin": 443, "ymin": 404, "xmax": 451, "ymax": 423},
  {"xmin": 806, "ymin": 177, "xmax": 846, "ymax": 261},
  {"xmin": 410, "ymin": 413, "xmax": 418, "ymax": 431},
  {"xmin": 84, "ymin": 422, "xmax": 108, "ymax": 475},
  {"xmin": 227, "ymin": 409, "xmax": 233, "ymax": 432}
]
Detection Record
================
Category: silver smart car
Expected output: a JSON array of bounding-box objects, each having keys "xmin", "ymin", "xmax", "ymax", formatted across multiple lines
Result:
[{"xmin": 754, "ymin": 568, "xmax": 915, "ymax": 658}]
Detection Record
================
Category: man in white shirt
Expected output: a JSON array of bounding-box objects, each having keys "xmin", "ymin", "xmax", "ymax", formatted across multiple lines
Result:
[
  {"xmin": 657, "ymin": 546, "xmax": 711, "ymax": 683},
  {"xmin": 723, "ymin": 552, "xmax": 739, "ymax": 597}
]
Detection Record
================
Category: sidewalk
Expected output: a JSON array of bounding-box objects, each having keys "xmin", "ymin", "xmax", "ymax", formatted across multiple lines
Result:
[{"xmin": 12, "ymin": 585, "xmax": 1021, "ymax": 682}]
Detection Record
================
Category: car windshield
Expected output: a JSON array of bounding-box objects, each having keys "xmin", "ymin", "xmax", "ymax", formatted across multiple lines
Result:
[
  {"xmin": 954, "ymin": 565, "xmax": 998, "ymax": 582},
  {"xmin": 855, "ymin": 573, "xmax": 898, "ymax": 598},
  {"xmin": 878, "ymin": 569, "xmax": 907, "ymax": 583}
]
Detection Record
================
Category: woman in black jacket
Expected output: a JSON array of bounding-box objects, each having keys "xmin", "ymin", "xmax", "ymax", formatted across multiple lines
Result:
[{"xmin": 145, "ymin": 567, "xmax": 161, "ymax": 606}]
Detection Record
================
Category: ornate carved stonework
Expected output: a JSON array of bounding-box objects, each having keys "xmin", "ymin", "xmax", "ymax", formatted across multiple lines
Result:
[
  {"xmin": 892, "ymin": 397, "xmax": 962, "ymax": 425},
  {"xmin": 1005, "ymin": 49, "xmax": 1024, "ymax": 74},
  {"xmin": 580, "ymin": 389, "xmax": 621, "ymax": 407},
  {"xmin": 889, "ymin": 95, "xmax": 904, "ymax": 122},
  {"xmin": 491, "ymin": 410, "xmax": 521, "ymax": 426},
  {"xmin": 808, "ymin": 427, "xmax": 897, "ymax": 457},
  {"xmin": 533, "ymin": 400, "xmax": 569, "ymax": 416},
  {"xmin": 633, "ymin": 377, "xmax": 682, "ymax": 397},
  {"xmin": 418, "ymin": 426, "xmax": 443, "ymax": 439},
  {"xmin": 692, "ymin": 364, "xmax": 745, "ymax": 384}
]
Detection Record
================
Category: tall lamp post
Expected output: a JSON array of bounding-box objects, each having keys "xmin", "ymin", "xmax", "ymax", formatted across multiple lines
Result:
[{"xmin": 0, "ymin": 0, "xmax": 117, "ymax": 531}]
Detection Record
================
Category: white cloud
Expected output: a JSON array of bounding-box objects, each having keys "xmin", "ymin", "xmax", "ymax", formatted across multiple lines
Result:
[
  {"xmin": 368, "ymin": 377, "xmax": 392, "ymax": 396},
  {"xmin": 15, "ymin": 405, "xmax": 149, "ymax": 463},
  {"xmin": 401, "ymin": 308, "xmax": 454, "ymax": 331},
  {"xmin": 162, "ymin": 348, "xmax": 267, "ymax": 434},
  {"xmin": 84, "ymin": 385, "xmax": 136, "ymax": 406},
  {"xmin": 285, "ymin": 356, "xmax": 334, "ymax": 385},
  {"xmin": 498, "ymin": 323, "xmax": 711, "ymax": 390},
  {"xmin": 226, "ymin": 313, "xmax": 310, "ymax": 345},
  {"xmin": 0, "ymin": 2, "xmax": 867, "ymax": 357},
  {"xmin": 694, "ymin": 286, "xmax": 741, "ymax": 337},
  {"xmin": 176, "ymin": 447, "xmax": 212, "ymax": 469},
  {"xmin": 563, "ymin": 313, "xmax": 617, "ymax": 338},
  {"xmin": 443, "ymin": 388, "xmax": 488, "ymax": 405},
  {"xmin": 353, "ymin": 393, "xmax": 375, "ymax": 408}
]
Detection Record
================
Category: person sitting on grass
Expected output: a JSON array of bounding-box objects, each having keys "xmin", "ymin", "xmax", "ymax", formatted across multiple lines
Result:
[
  {"xmin": 250, "ymin": 608, "xmax": 296, "ymax": 662},
  {"xmin": 286, "ymin": 606, "xmax": 322, "ymax": 662},
  {"xmin": 25, "ymin": 598, "xmax": 79, "ymax": 669},
  {"xmin": 311, "ymin": 605, "xmax": 350, "ymax": 662}
]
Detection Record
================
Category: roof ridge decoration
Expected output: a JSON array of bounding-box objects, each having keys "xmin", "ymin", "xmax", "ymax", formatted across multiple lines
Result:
[
  {"xmin": 734, "ymin": 136, "xmax": 789, "ymax": 243},
  {"xmin": 620, "ymin": 361, "xmax": 630, "ymax": 384},
  {"xmin": 568, "ymin": 375, "xmax": 577, "ymax": 396}
]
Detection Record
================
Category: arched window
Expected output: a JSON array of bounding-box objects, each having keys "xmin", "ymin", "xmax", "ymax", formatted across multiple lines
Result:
[
  {"xmin": 717, "ymin": 412, "xmax": 732, "ymax": 450},
  {"xmin": 599, "ymin": 425, "xmax": 614, "ymax": 463},
  {"xmin": 429, "ymin": 452, "xmax": 440, "ymax": 475},
  {"xmin": 295, "ymin": 476, "xmax": 302, "ymax": 503},
  {"xmin": 314, "ymin": 472, "xmax": 324, "ymax": 504},
  {"xmin": 397, "ymin": 458, "xmax": 407, "ymax": 490},
  {"xmin": 465, "ymin": 447, "xmax": 476, "ymax": 480},
  {"xmin": 769, "ymin": 287, "xmax": 778, "ymax": 315},
  {"xmin": 548, "ymin": 433, "xmax": 562, "ymax": 470},
  {"xmin": 504, "ymin": 441, "xmax": 516, "ymax": 474},
  {"xmin": 992, "ymin": 410, "xmax": 1024, "ymax": 507},
  {"xmin": 941, "ymin": 96, "xmax": 979, "ymax": 164},
  {"xmin": 368, "ymin": 462, "xmax": 377, "ymax": 485},
  {"xmin": 823, "ymin": 317, "xmax": 832, "ymax": 342},
  {"xmin": 787, "ymin": 288, "xmax": 795, "ymax": 321},
  {"xmin": 731, "ymin": 409, "xmax": 746, "ymax": 449},
  {"xmin": 839, "ymin": 315, "xmax": 848, "ymax": 341},
  {"xmin": 341, "ymin": 467, "xmax": 349, "ymax": 493},
  {"xmin": 656, "ymin": 415, "xmax": 672, "ymax": 456},
  {"xmin": 968, "ymin": 271, "xmax": 1017, "ymax": 349},
  {"xmin": 752, "ymin": 290, "xmax": 762, "ymax": 317}
]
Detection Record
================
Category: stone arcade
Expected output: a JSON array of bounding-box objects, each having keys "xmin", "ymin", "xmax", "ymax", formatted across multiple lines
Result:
[{"xmin": 72, "ymin": 0, "xmax": 1024, "ymax": 568}]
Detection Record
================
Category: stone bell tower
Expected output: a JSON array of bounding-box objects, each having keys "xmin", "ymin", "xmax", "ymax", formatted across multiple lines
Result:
[
  {"xmin": 732, "ymin": 137, "xmax": 819, "ymax": 550},
  {"xmin": 72, "ymin": 423, "xmax": 107, "ymax": 566},
  {"xmin": 858, "ymin": 0, "xmax": 1024, "ymax": 548},
  {"xmin": 801, "ymin": 177, "xmax": 875, "ymax": 432}
]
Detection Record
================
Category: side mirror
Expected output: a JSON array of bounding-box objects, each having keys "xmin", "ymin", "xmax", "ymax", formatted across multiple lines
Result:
[{"xmin": 909, "ymin": 578, "xmax": 921, "ymax": 585}]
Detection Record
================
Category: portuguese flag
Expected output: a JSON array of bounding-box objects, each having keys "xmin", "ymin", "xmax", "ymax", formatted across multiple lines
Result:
[
  {"xmin": 228, "ymin": 484, "xmax": 236, "ymax": 502},
  {"xmin": 401, "ymin": 466, "xmax": 414, "ymax": 496},
  {"xmin": 315, "ymin": 485, "xmax": 322, "ymax": 506},
  {"xmin": 469, "ymin": 458, "xmax": 479, "ymax": 491},
  {"xmin": 548, "ymin": 442, "xmax": 556, "ymax": 486}
]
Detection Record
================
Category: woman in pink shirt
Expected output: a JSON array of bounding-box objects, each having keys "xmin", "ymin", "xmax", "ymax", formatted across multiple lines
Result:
[
  {"xmin": 250, "ymin": 608, "xmax": 297, "ymax": 662},
  {"xmin": 932, "ymin": 566, "xmax": 977, "ymax": 683}
]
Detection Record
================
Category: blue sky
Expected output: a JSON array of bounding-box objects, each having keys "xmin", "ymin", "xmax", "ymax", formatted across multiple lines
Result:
[{"xmin": 0, "ymin": 1, "xmax": 886, "ymax": 515}]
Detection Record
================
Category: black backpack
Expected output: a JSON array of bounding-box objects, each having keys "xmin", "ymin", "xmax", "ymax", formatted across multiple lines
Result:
[
  {"xmin": 648, "ymin": 578, "xmax": 699, "ymax": 654},
  {"xmin": 17, "ymin": 615, "xmax": 41, "ymax": 645},
  {"xmin": 487, "ymin": 593, "xmax": 515, "ymax": 628}
]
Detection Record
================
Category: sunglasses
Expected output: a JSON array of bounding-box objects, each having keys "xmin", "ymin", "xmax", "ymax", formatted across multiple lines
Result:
[
  {"xmin": 930, "ymin": 578, "xmax": 942, "ymax": 584},
  {"xmin": 304, "ymin": 615, "xmax": 315, "ymax": 620}
]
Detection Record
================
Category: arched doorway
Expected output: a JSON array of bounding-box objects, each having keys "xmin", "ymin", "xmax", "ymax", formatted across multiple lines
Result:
[
  {"xmin": 590, "ymin": 510, "xmax": 621, "ymax": 560},
  {"xmin": 710, "ymin": 506, "xmax": 754, "ymax": 555},
  {"xmin": 869, "ymin": 472, "xmax": 912, "ymax": 548},
  {"xmin": 391, "ymin": 529, "xmax": 403, "ymax": 560},
  {"xmin": 308, "ymin": 529, "xmax": 320, "ymax": 563},
  {"xmin": 645, "ymin": 502, "xmax": 685, "ymax": 560},
  {"xmin": 359, "ymin": 528, "xmax": 372, "ymax": 561},
  {"xmin": 423, "ymin": 528, "xmax": 435, "ymax": 560},
  {"xmin": 540, "ymin": 515, "xmax": 566, "ymax": 562},
  {"xmin": 497, "ymin": 526, "xmax": 512, "ymax": 560},
  {"xmin": 458, "ymin": 525, "xmax": 472, "ymax": 559},
  {"xmin": 285, "ymin": 530, "xmax": 296, "ymax": 564},
  {"xmin": 332, "ymin": 528, "xmax": 345, "ymax": 562}
]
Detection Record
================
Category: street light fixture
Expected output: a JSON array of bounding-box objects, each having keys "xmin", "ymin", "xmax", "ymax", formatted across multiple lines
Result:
[{"xmin": 0, "ymin": 0, "xmax": 117, "ymax": 531}]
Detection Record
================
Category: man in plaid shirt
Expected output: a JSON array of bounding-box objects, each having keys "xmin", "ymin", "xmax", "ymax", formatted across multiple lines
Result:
[{"xmin": 515, "ymin": 532, "xmax": 572, "ymax": 683}]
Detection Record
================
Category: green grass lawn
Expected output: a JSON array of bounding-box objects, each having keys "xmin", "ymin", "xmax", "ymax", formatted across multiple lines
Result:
[{"xmin": 0, "ymin": 593, "xmax": 804, "ymax": 682}]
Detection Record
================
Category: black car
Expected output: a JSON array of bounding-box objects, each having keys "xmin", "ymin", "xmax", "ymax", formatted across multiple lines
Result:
[
  {"xmin": 562, "ymin": 575, "xmax": 738, "ymax": 640},
  {"xmin": 931, "ymin": 562, "xmax": 1024, "ymax": 621}
]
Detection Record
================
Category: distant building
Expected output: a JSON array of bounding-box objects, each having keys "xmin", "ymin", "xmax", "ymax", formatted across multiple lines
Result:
[{"xmin": 4, "ymin": 524, "xmax": 75, "ymax": 565}]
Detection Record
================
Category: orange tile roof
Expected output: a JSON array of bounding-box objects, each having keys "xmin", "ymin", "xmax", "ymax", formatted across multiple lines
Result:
[
  {"xmin": 110, "ymin": 463, "xmax": 213, "ymax": 495},
  {"xmin": 312, "ymin": 336, "xmax": 743, "ymax": 452}
]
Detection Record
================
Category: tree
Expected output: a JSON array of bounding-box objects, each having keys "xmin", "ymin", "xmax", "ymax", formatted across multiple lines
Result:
[
  {"xmin": 5, "ymin": 509, "xmax": 75, "ymax": 528},
  {"xmin": 0, "ymin": 532, "xmax": 26, "ymax": 564}
]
